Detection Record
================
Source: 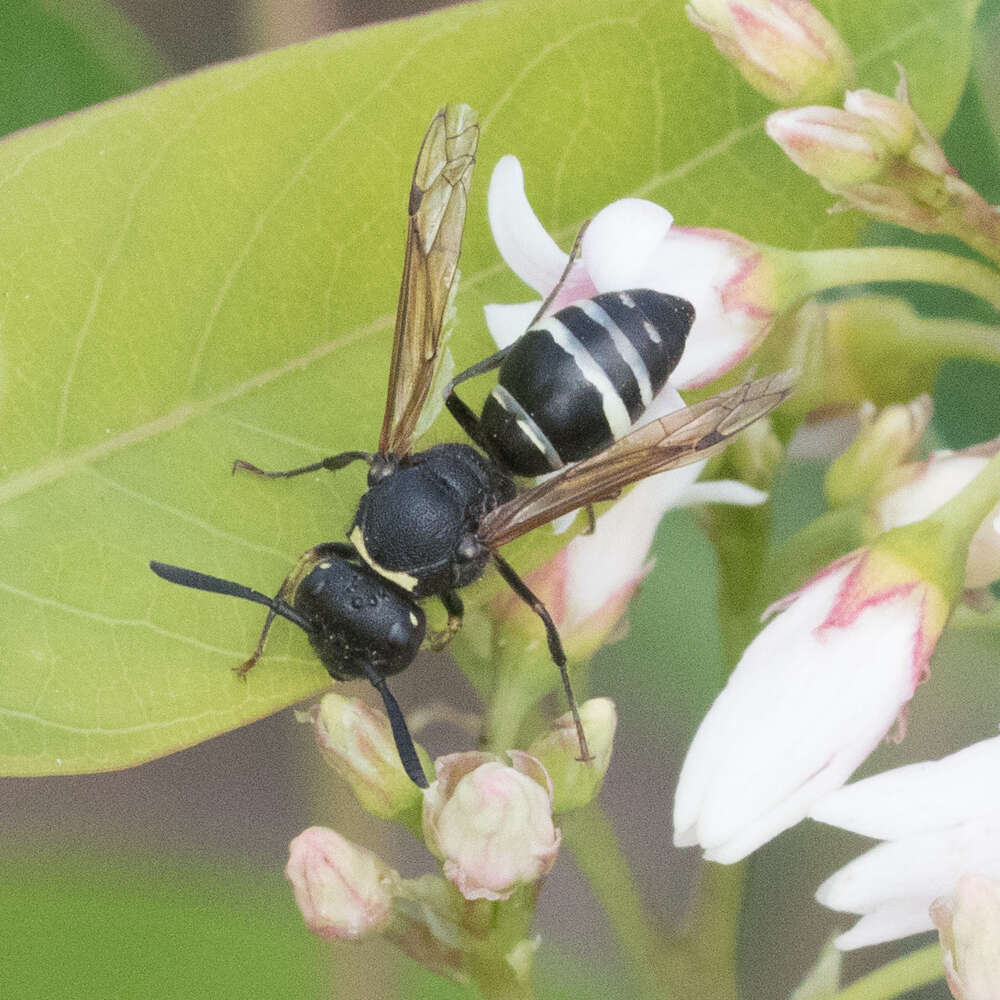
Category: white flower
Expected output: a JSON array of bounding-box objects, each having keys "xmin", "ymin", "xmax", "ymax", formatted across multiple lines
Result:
[
  {"xmin": 485, "ymin": 155, "xmax": 784, "ymax": 390},
  {"xmin": 673, "ymin": 545, "xmax": 951, "ymax": 863},
  {"xmin": 878, "ymin": 446, "xmax": 1000, "ymax": 589},
  {"xmin": 810, "ymin": 736, "xmax": 1000, "ymax": 950}
]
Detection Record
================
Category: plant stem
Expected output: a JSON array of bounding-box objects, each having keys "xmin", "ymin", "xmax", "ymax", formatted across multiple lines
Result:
[
  {"xmin": 789, "ymin": 246, "xmax": 1000, "ymax": 312},
  {"xmin": 830, "ymin": 944, "xmax": 942, "ymax": 1000}
]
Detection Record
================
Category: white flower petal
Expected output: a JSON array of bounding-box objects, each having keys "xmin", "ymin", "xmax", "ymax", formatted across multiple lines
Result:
[
  {"xmin": 810, "ymin": 735, "xmax": 1000, "ymax": 839},
  {"xmin": 817, "ymin": 813, "xmax": 1000, "ymax": 949},
  {"xmin": 641, "ymin": 230, "xmax": 761, "ymax": 388},
  {"xmin": 484, "ymin": 301, "xmax": 540, "ymax": 351},
  {"xmin": 674, "ymin": 560, "xmax": 923, "ymax": 862},
  {"xmin": 676, "ymin": 480, "xmax": 768, "ymax": 508},
  {"xmin": 487, "ymin": 156, "xmax": 568, "ymax": 297},
  {"xmin": 582, "ymin": 198, "xmax": 673, "ymax": 291},
  {"xmin": 832, "ymin": 901, "xmax": 933, "ymax": 950}
]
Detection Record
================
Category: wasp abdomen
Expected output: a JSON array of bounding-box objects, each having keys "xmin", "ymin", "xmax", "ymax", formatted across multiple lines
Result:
[{"xmin": 480, "ymin": 290, "xmax": 693, "ymax": 476}]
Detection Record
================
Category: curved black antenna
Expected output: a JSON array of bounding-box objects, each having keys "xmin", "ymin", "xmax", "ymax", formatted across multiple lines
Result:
[
  {"xmin": 362, "ymin": 662, "xmax": 429, "ymax": 789},
  {"xmin": 149, "ymin": 561, "xmax": 314, "ymax": 634}
]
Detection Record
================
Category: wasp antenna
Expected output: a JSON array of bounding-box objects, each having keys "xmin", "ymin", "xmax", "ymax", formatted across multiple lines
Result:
[
  {"xmin": 362, "ymin": 663, "xmax": 429, "ymax": 788},
  {"xmin": 148, "ymin": 561, "xmax": 313, "ymax": 633}
]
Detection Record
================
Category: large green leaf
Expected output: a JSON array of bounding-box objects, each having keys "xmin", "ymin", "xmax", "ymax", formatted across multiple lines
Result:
[{"xmin": 0, "ymin": 0, "xmax": 976, "ymax": 774}]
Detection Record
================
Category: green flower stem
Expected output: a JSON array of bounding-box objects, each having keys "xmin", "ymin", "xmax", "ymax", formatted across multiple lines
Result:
[
  {"xmin": 561, "ymin": 804, "xmax": 741, "ymax": 1000},
  {"xmin": 784, "ymin": 246, "xmax": 1000, "ymax": 312},
  {"xmin": 830, "ymin": 944, "xmax": 943, "ymax": 1000},
  {"xmin": 560, "ymin": 802, "xmax": 676, "ymax": 1000}
]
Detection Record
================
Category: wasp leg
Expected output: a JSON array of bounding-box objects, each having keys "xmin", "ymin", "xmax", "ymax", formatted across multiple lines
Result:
[
  {"xmin": 582, "ymin": 504, "xmax": 597, "ymax": 535},
  {"xmin": 427, "ymin": 590, "xmax": 464, "ymax": 651},
  {"xmin": 232, "ymin": 450, "xmax": 373, "ymax": 479},
  {"xmin": 233, "ymin": 541, "xmax": 354, "ymax": 678},
  {"xmin": 525, "ymin": 218, "xmax": 591, "ymax": 327},
  {"xmin": 490, "ymin": 550, "xmax": 593, "ymax": 763},
  {"xmin": 444, "ymin": 348, "xmax": 513, "ymax": 456}
]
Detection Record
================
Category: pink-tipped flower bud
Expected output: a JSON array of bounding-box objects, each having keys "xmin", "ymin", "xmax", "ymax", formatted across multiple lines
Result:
[
  {"xmin": 286, "ymin": 826, "xmax": 398, "ymax": 940},
  {"xmin": 305, "ymin": 693, "xmax": 426, "ymax": 820},
  {"xmin": 932, "ymin": 875, "xmax": 1000, "ymax": 1000},
  {"xmin": 423, "ymin": 752, "xmax": 561, "ymax": 901},
  {"xmin": 686, "ymin": 0, "xmax": 855, "ymax": 105},
  {"xmin": 843, "ymin": 87, "xmax": 917, "ymax": 154},
  {"xmin": 766, "ymin": 106, "xmax": 891, "ymax": 186},
  {"xmin": 528, "ymin": 698, "xmax": 617, "ymax": 812}
]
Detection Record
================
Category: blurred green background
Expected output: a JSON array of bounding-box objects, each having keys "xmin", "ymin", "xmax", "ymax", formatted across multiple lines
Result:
[{"xmin": 2, "ymin": 1, "xmax": 998, "ymax": 998}]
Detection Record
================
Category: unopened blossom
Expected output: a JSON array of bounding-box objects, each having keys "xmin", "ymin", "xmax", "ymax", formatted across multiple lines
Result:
[
  {"xmin": 304, "ymin": 693, "xmax": 425, "ymax": 820},
  {"xmin": 686, "ymin": 0, "xmax": 855, "ymax": 105},
  {"xmin": 286, "ymin": 826, "xmax": 398, "ymax": 940},
  {"xmin": 673, "ymin": 544, "xmax": 951, "ymax": 863},
  {"xmin": 876, "ymin": 441, "xmax": 1000, "ymax": 589},
  {"xmin": 767, "ymin": 75, "xmax": 1000, "ymax": 261},
  {"xmin": 528, "ymin": 698, "xmax": 618, "ymax": 812},
  {"xmin": 932, "ymin": 875, "xmax": 1000, "ymax": 1000},
  {"xmin": 485, "ymin": 155, "xmax": 786, "ymax": 389},
  {"xmin": 423, "ymin": 751, "xmax": 560, "ymax": 901},
  {"xmin": 810, "ymin": 736, "xmax": 1000, "ymax": 949}
]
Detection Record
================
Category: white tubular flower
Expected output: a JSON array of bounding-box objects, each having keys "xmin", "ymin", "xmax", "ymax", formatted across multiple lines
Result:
[
  {"xmin": 285, "ymin": 827, "xmax": 398, "ymax": 940},
  {"xmin": 423, "ymin": 751, "xmax": 561, "ymax": 901},
  {"xmin": 685, "ymin": 0, "xmax": 855, "ymax": 105},
  {"xmin": 877, "ymin": 443, "xmax": 1000, "ymax": 589},
  {"xmin": 673, "ymin": 545, "xmax": 951, "ymax": 864},
  {"xmin": 485, "ymin": 155, "xmax": 785, "ymax": 389},
  {"xmin": 932, "ymin": 875, "xmax": 1000, "ymax": 1000},
  {"xmin": 810, "ymin": 736, "xmax": 1000, "ymax": 950}
]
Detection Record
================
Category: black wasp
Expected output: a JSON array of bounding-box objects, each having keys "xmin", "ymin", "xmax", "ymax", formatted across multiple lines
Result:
[{"xmin": 151, "ymin": 105, "xmax": 793, "ymax": 788}]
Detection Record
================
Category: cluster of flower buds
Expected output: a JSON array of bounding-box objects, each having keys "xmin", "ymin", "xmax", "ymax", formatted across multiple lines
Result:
[
  {"xmin": 287, "ymin": 692, "xmax": 618, "ymax": 988},
  {"xmin": 767, "ymin": 76, "xmax": 1000, "ymax": 263}
]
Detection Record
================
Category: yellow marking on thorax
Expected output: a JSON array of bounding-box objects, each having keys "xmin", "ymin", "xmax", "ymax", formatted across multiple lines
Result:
[{"xmin": 349, "ymin": 526, "xmax": 419, "ymax": 592}]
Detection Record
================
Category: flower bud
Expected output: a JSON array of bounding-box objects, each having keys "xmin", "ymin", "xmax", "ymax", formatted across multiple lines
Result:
[
  {"xmin": 843, "ymin": 87, "xmax": 916, "ymax": 154},
  {"xmin": 305, "ymin": 693, "xmax": 426, "ymax": 820},
  {"xmin": 423, "ymin": 752, "xmax": 561, "ymax": 901},
  {"xmin": 285, "ymin": 826, "xmax": 397, "ymax": 940},
  {"xmin": 765, "ymin": 106, "xmax": 890, "ymax": 186},
  {"xmin": 932, "ymin": 875, "xmax": 1000, "ymax": 1000},
  {"xmin": 528, "ymin": 698, "xmax": 617, "ymax": 812},
  {"xmin": 824, "ymin": 396, "xmax": 933, "ymax": 508},
  {"xmin": 686, "ymin": 0, "xmax": 855, "ymax": 105}
]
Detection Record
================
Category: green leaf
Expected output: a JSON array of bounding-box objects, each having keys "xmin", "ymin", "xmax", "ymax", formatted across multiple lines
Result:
[
  {"xmin": 1, "ymin": 0, "xmax": 167, "ymax": 136},
  {"xmin": 0, "ymin": 0, "xmax": 976, "ymax": 775}
]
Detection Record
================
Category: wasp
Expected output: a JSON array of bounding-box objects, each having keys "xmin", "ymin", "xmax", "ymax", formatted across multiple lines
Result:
[{"xmin": 152, "ymin": 105, "xmax": 793, "ymax": 787}]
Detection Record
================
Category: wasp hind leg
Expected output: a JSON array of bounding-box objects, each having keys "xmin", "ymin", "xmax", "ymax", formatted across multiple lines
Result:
[{"xmin": 490, "ymin": 550, "xmax": 592, "ymax": 763}]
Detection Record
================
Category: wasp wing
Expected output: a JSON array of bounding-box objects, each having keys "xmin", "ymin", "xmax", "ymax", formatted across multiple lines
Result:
[
  {"xmin": 378, "ymin": 104, "xmax": 479, "ymax": 457},
  {"xmin": 479, "ymin": 371, "xmax": 795, "ymax": 548}
]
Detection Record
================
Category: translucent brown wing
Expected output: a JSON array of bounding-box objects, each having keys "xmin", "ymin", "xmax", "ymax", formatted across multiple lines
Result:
[
  {"xmin": 378, "ymin": 105, "xmax": 479, "ymax": 457},
  {"xmin": 479, "ymin": 371, "xmax": 795, "ymax": 548}
]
